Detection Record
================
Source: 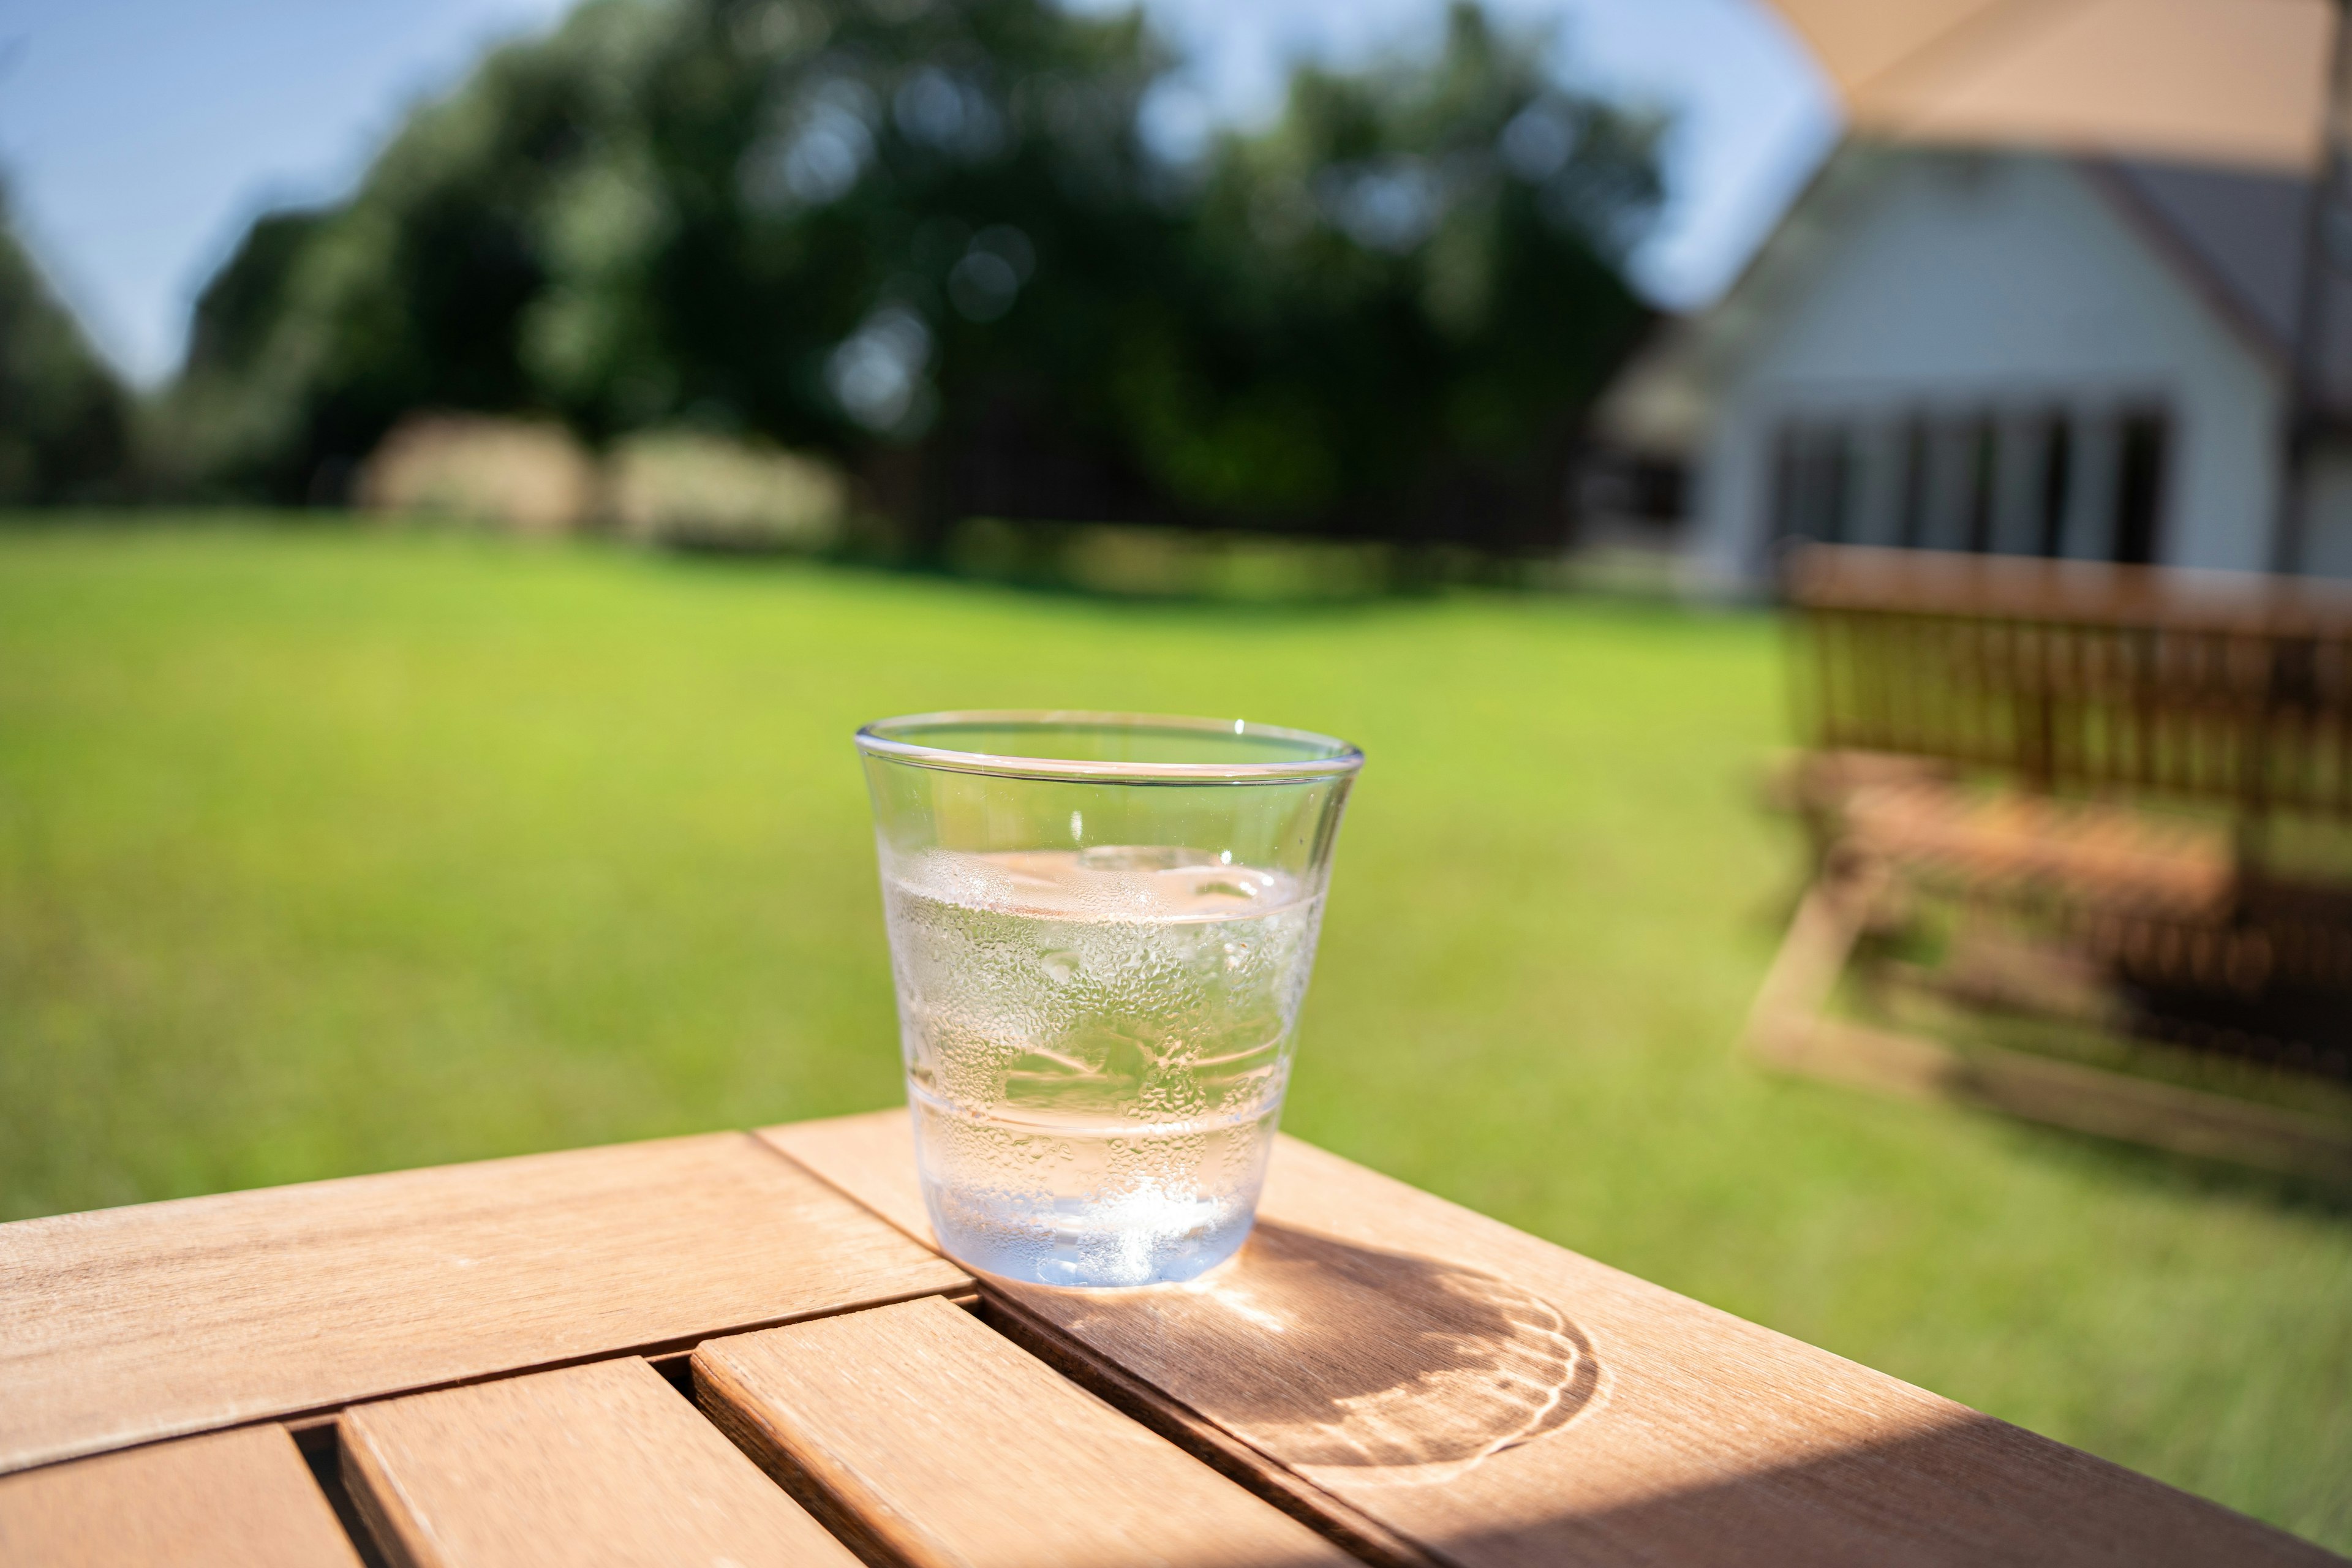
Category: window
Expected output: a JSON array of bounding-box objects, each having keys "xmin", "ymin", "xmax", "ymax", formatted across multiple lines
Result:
[
  {"xmin": 1769, "ymin": 420, "xmax": 1855, "ymax": 544},
  {"xmin": 2116, "ymin": 410, "xmax": 2168, "ymax": 565},
  {"xmin": 1770, "ymin": 402, "xmax": 2169, "ymax": 564}
]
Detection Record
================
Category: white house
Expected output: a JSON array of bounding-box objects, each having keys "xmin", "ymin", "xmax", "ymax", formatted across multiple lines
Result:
[{"xmin": 1597, "ymin": 141, "xmax": 2352, "ymax": 591}]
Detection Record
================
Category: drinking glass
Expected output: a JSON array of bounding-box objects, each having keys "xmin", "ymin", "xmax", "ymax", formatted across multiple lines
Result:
[{"xmin": 856, "ymin": 710, "xmax": 1362, "ymax": 1288}]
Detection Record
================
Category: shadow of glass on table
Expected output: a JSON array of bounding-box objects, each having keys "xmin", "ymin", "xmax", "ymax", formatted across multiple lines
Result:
[
  {"xmin": 764, "ymin": 1112, "xmax": 2332, "ymax": 1568},
  {"xmin": 1030, "ymin": 1221, "xmax": 1603, "ymax": 1479}
]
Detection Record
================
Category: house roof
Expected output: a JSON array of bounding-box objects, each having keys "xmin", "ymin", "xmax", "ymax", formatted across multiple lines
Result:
[
  {"xmin": 2096, "ymin": 158, "xmax": 2352, "ymax": 414},
  {"xmin": 1599, "ymin": 140, "xmax": 2352, "ymax": 454}
]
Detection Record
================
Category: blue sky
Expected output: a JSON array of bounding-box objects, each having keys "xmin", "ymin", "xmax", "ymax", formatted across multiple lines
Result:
[{"xmin": 0, "ymin": 0, "xmax": 1837, "ymax": 386}]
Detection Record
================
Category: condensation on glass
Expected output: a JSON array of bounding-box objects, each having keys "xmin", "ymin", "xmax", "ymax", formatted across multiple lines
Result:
[{"xmin": 855, "ymin": 712, "xmax": 1361, "ymax": 1288}]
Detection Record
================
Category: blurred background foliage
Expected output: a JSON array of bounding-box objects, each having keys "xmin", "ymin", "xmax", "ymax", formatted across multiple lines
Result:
[
  {"xmin": 113, "ymin": 0, "xmax": 1657, "ymax": 557},
  {"xmin": 0, "ymin": 188, "xmax": 130, "ymax": 506}
]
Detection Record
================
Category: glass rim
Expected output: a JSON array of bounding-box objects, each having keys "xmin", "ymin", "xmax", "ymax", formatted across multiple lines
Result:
[{"xmin": 854, "ymin": 709, "xmax": 1365, "ymax": 783}]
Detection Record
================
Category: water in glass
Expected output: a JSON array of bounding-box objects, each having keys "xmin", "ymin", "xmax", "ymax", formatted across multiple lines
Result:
[{"xmin": 883, "ymin": 843, "xmax": 1322, "ymax": 1286}]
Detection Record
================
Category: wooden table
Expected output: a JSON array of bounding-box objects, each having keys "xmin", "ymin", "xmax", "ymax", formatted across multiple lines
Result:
[{"xmin": 0, "ymin": 1110, "xmax": 2336, "ymax": 1567}]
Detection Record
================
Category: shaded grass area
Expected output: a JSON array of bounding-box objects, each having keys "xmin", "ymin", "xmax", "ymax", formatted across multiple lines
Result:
[{"xmin": 1, "ymin": 521, "xmax": 2346, "ymax": 1550}]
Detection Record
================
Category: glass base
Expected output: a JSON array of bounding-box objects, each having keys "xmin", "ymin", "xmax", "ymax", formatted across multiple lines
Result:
[{"xmin": 922, "ymin": 1180, "xmax": 1256, "ymax": 1289}]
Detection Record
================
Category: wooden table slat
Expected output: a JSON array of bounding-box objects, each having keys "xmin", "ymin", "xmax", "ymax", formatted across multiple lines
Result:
[
  {"xmin": 694, "ymin": 1295, "xmax": 1362, "ymax": 1568},
  {"xmin": 764, "ymin": 1111, "xmax": 2340, "ymax": 1568},
  {"xmin": 0, "ymin": 1424, "xmax": 364, "ymax": 1568},
  {"xmin": 338, "ymin": 1355, "xmax": 861, "ymax": 1568},
  {"xmin": 0, "ymin": 1131, "xmax": 969, "ymax": 1474}
]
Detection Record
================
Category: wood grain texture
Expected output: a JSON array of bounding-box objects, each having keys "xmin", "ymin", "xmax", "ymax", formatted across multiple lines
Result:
[
  {"xmin": 723, "ymin": 1116, "xmax": 1428, "ymax": 1563},
  {"xmin": 764, "ymin": 1110, "xmax": 2342, "ymax": 1568},
  {"xmin": 966, "ymin": 1294, "xmax": 1441, "ymax": 1568},
  {"xmin": 339, "ymin": 1356, "xmax": 860, "ymax": 1568},
  {"xmin": 695, "ymin": 1295, "xmax": 1361, "ymax": 1568},
  {"xmin": 761, "ymin": 1110, "xmax": 936, "ymax": 1243},
  {"xmin": 0, "ymin": 1424, "xmax": 363, "ymax": 1568},
  {"xmin": 0, "ymin": 1131, "xmax": 969, "ymax": 1474}
]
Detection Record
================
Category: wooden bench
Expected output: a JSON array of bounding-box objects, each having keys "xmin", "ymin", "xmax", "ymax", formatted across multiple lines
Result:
[
  {"xmin": 1749, "ymin": 543, "xmax": 2352, "ymax": 1178},
  {"xmin": 0, "ymin": 1111, "xmax": 2337, "ymax": 1566}
]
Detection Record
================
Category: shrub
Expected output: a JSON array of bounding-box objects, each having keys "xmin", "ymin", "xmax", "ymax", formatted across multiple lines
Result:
[
  {"xmin": 606, "ymin": 429, "xmax": 846, "ymax": 552},
  {"xmin": 355, "ymin": 414, "xmax": 599, "ymax": 535}
]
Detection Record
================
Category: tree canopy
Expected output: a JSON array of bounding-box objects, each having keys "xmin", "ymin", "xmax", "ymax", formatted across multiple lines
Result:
[
  {"xmin": 169, "ymin": 0, "xmax": 1661, "ymax": 551},
  {"xmin": 0, "ymin": 186, "xmax": 130, "ymax": 505}
]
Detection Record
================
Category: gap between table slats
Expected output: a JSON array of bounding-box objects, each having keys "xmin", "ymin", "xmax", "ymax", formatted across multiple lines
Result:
[
  {"xmin": 0, "ymin": 1424, "xmax": 364, "ymax": 1568},
  {"xmin": 337, "ymin": 1356, "xmax": 861, "ymax": 1568},
  {"xmin": 746, "ymin": 1112, "xmax": 1446, "ymax": 1566},
  {"xmin": 0, "ymin": 1130, "xmax": 969, "ymax": 1476},
  {"xmin": 760, "ymin": 1110, "xmax": 2343, "ymax": 1568},
  {"xmin": 694, "ymin": 1294, "xmax": 1362, "ymax": 1568}
]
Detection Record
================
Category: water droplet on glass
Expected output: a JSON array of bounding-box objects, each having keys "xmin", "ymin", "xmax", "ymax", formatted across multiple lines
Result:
[{"xmin": 1039, "ymin": 949, "xmax": 1079, "ymax": 984}]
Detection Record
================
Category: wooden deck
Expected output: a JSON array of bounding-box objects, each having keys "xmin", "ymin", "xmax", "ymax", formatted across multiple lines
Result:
[{"xmin": 1, "ymin": 1110, "xmax": 2338, "ymax": 1567}]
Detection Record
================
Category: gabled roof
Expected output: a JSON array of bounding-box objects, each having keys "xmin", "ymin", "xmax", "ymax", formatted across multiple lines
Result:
[
  {"xmin": 1599, "ymin": 138, "xmax": 2349, "ymax": 454},
  {"xmin": 2095, "ymin": 158, "xmax": 2352, "ymax": 413},
  {"xmin": 1597, "ymin": 142, "xmax": 1899, "ymax": 454}
]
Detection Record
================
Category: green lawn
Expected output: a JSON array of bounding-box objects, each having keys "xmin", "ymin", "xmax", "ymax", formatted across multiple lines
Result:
[{"xmin": 3, "ymin": 521, "xmax": 2347, "ymax": 1550}]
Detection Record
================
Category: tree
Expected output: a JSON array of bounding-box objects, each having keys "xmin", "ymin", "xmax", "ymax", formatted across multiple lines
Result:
[
  {"xmin": 0, "ymin": 186, "xmax": 130, "ymax": 505},
  {"xmin": 165, "ymin": 0, "xmax": 1660, "ymax": 554},
  {"xmin": 1116, "ymin": 4, "xmax": 1660, "ymax": 546}
]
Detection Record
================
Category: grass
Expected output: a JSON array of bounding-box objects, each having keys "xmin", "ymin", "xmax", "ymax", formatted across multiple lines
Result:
[{"xmin": 2, "ymin": 519, "xmax": 2347, "ymax": 1550}]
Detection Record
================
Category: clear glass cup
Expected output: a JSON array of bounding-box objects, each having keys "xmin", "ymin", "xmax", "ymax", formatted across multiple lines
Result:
[{"xmin": 856, "ymin": 710, "xmax": 1362, "ymax": 1288}]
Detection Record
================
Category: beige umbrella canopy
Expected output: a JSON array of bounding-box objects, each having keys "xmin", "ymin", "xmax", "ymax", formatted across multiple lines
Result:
[{"xmin": 1764, "ymin": 0, "xmax": 2335, "ymax": 173}]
